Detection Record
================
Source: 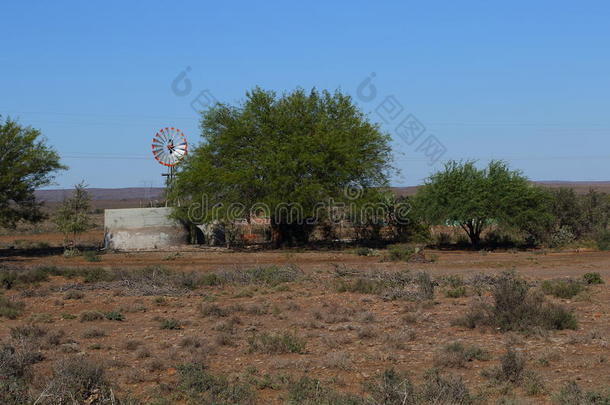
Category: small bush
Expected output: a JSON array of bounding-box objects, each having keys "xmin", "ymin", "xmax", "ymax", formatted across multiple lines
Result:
[
  {"xmin": 445, "ymin": 286, "xmax": 467, "ymax": 298},
  {"xmin": 582, "ymin": 272, "xmax": 604, "ymax": 285},
  {"xmin": 201, "ymin": 303, "xmax": 228, "ymax": 317},
  {"xmin": 336, "ymin": 278, "xmax": 384, "ymax": 294},
  {"xmin": 104, "ymin": 311, "xmax": 125, "ymax": 321},
  {"xmin": 422, "ymin": 368, "xmax": 473, "ymax": 405},
  {"xmin": 415, "ymin": 271, "xmax": 435, "ymax": 300},
  {"xmin": 288, "ymin": 376, "xmax": 364, "ymax": 405},
  {"xmin": 124, "ymin": 340, "xmax": 142, "ymax": 351},
  {"xmin": 82, "ymin": 327, "xmax": 106, "ymax": 338},
  {"xmin": 386, "ymin": 244, "xmax": 415, "ymax": 261},
  {"xmin": 0, "ymin": 343, "xmax": 44, "ymax": 403},
  {"xmin": 0, "ymin": 266, "xmax": 51, "ymax": 289},
  {"xmin": 159, "ymin": 318, "xmax": 181, "ymax": 330},
  {"xmin": 454, "ymin": 272, "xmax": 578, "ymax": 332},
  {"xmin": 522, "ymin": 370, "xmax": 545, "ymax": 395},
  {"xmin": 177, "ymin": 362, "xmax": 256, "ymax": 405},
  {"xmin": 356, "ymin": 247, "xmax": 372, "ymax": 256},
  {"xmin": 27, "ymin": 313, "xmax": 53, "ymax": 324},
  {"xmin": 549, "ymin": 226, "xmax": 575, "ymax": 248},
  {"xmin": 434, "ymin": 342, "xmax": 488, "ymax": 368},
  {"xmin": 0, "ymin": 295, "xmax": 24, "ymax": 319},
  {"xmin": 10, "ymin": 324, "xmax": 47, "ymax": 340},
  {"xmin": 552, "ymin": 381, "xmax": 610, "ymax": 405},
  {"xmin": 498, "ymin": 347, "xmax": 525, "ymax": 383},
  {"xmin": 82, "ymin": 250, "xmax": 101, "ymax": 262},
  {"xmin": 435, "ymin": 232, "xmax": 453, "ymax": 246},
  {"xmin": 248, "ymin": 332, "xmax": 305, "ymax": 354},
  {"xmin": 63, "ymin": 290, "xmax": 84, "ymax": 300},
  {"xmin": 364, "ymin": 368, "xmax": 416, "ymax": 405},
  {"xmin": 541, "ymin": 279, "xmax": 584, "ymax": 299},
  {"xmin": 79, "ymin": 310, "xmax": 104, "ymax": 322},
  {"xmin": 41, "ymin": 357, "xmax": 112, "ymax": 404}
]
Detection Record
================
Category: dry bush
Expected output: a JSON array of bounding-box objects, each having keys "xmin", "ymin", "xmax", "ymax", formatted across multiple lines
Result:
[
  {"xmin": 541, "ymin": 279, "xmax": 584, "ymax": 299},
  {"xmin": 177, "ymin": 362, "xmax": 256, "ymax": 405},
  {"xmin": 82, "ymin": 327, "xmax": 106, "ymax": 338},
  {"xmin": 247, "ymin": 332, "xmax": 306, "ymax": 354},
  {"xmin": 36, "ymin": 357, "xmax": 114, "ymax": 404},
  {"xmin": 0, "ymin": 294, "xmax": 24, "ymax": 319},
  {"xmin": 79, "ymin": 310, "xmax": 104, "ymax": 322},
  {"xmin": 421, "ymin": 368, "xmax": 473, "ymax": 404},
  {"xmin": 454, "ymin": 271, "xmax": 578, "ymax": 332},
  {"xmin": 433, "ymin": 342, "xmax": 489, "ymax": 368}
]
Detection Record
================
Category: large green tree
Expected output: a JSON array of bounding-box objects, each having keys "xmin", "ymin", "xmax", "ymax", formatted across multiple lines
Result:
[
  {"xmin": 171, "ymin": 87, "xmax": 393, "ymax": 246},
  {"xmin": 414, "ymin": 160, "xmax": 552, "ymax": 246},
  {"xmin": 0, "ymin": 117, "xmax": 66, "ymax": 227}
]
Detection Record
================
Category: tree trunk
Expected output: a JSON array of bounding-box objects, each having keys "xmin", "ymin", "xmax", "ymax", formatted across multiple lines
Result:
[
  {"xmin": 464, "ymin": 220, "xmax": 482, "ymax": 248},
  {"xmin": 270, "ymin": 218, "xmax": 313, "ymax": 248}
]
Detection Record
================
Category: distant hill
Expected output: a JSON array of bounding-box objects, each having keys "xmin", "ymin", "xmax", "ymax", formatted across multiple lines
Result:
[
  {"xmin": 35, "ymin": 188, "xmax": 165, "ymax": 210},
  {"xmin": 393, "ymin": 181, "xmax": 610, "ymax": 196},
  {"xmin": 35, "ymin": 187, "xmax": 164, "ymax": 203},
  {"xmin": 36, "ymin": 182, "xmax": 610, "ymax": 209}
]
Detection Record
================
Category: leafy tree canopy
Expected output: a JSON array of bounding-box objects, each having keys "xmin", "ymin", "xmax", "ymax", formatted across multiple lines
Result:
[
  {"xmin": 414, "ymin": 160, "xmax": 552, "ymax": 246},
  {"xmin": 0, "ymin": 117, "xmax": 66, "ymax": 228},
  {"xmin": 171, "ymin": 87, "xmax": 393, "ymax": 246}
]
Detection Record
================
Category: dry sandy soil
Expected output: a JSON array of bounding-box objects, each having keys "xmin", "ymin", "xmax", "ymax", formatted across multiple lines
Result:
[{"xmin": 1, "ymin": 237, "xmax": 609, "ymax": 404}]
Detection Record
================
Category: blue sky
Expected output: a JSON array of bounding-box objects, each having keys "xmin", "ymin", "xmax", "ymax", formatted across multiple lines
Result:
[{"xmin": 2, "ymin": 1, "xmax": 610, "ymax": 188}]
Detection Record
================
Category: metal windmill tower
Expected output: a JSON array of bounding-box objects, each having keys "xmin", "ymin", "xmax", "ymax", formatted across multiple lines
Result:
[{"xmin": 151, "ymin": 127, "xmax": 188, "ymax": 205}]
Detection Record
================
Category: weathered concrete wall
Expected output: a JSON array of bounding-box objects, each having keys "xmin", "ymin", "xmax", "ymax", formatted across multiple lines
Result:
[{"xmin": 104, "ymin": 207, "xmax": 188, "ymax": 251}]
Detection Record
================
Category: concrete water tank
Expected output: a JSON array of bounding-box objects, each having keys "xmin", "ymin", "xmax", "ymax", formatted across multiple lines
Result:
[{"xmin": 104, "ymin": 207, "xmax": 188, "ymax": 251}]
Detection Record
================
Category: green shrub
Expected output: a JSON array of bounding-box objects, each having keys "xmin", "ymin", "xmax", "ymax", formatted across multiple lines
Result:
[
  {"xmin": 336, "ymin": 278, "xmax": 384, "ymax": 294},
  {"xmin": 288, "ymin": 376, "xmax": 364, "ymax": 405},
  {"xmin": 63, "ymin": 290, "xmax": 84, "ymax": 300},
  {"xmin": 159, "ymin": 318, "xmax": 181, "ymax": 330},
  {"xmin": 200, "ymin": 303, "xmax": 228, "ymax": 317},
  {"xmin": 356, "ymin": 247, "xmax": 372, "ymax": 256},
  {"xmin": 435, "ymin": 232, "xmax": 452, "ymax": 246},
  {"xmin": 422, "ymin": 368, "xmax": 473, "ymax": 404},
  {"xmin": 415, "ymin": 271, "xmax": 435, "ymax": 300},
  {"xmin": 248, "ymin": 332, "xmax": 305, "ymax": 354},
  {"xmin": 199, "ymin": 272, "xmax": 222, "ymax": 286},
  {"xmin": 82, "ymin": 327, "xmax": 106, "ymax": 338},
  {"xmin": 82, "ymin": 250, "xmax": 101, "ymax": 262},
  {"xmin": 454, "ymin": 271, "xmax": 578, "ymax": 332},
  {"xmin": 177, "ymin": 362, "xmax": 255, "ymax": 405},
  {"xmin": 42, "ymin": 357, "xmax": 112, "ymax": 404},
  {"xmin": 434, "ymin": 342, "xmax": 489, "ymax": 368},
  {"xmin": 79, "ymin": 311, "xmax": 105, "ymax": 322},
  {"xmin": 104, "ymin": 311, "xmax": 124, "ymax": 321},
  {"xmin": 445, "ymin": 286, "xmax": 467, "ymax": 298},
  {"xmin": 595, "ymin": 230, "xmax": 610, "ymax": 251},
  {"xmin": 550, "ymin": 226, "xmax": 575, "ymax": 248},
  {"xmin": 541, "ymin": 279, "xmax": 584, "ymax": 299},
  {"xmin": 498, "ymin": 347, "xmax": 525, "ymax": 383},
  {"xmin": 0, "ymin": 343, "xmax": 44, "ymax": 404},
  {"xmin": 0, "ymin": 266, "xmax": 52, "ymax": 289},
  {"xmin": 583, "ymin": 272, "xmax": 604, "ymax": 285},
  {"xmin": 0, "ymin": 295, "xmax": 24, "ymax": 319},
  {"xmin": 9, "ymin": 324, "xmax": 47, "ymax": 340},
  {"xmin": 386, "ymin": 244, "xmax": 415, "ymax": 261},
  {"xmin": 364, "ymin": 368, "xmax": 416, "ymax": 405},
  {"xmin": 552, "ymin": 381, "xmax": 610, "ymax": 405}
]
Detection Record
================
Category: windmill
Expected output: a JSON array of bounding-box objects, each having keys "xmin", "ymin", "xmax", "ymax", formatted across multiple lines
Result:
[
  {"xmin": 152, "ymin": 127, "xmax": 187, "ymax": 206},
  {"xmin": 151, "ymin": 127, "xmax": 188, "ymax": 184}
]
